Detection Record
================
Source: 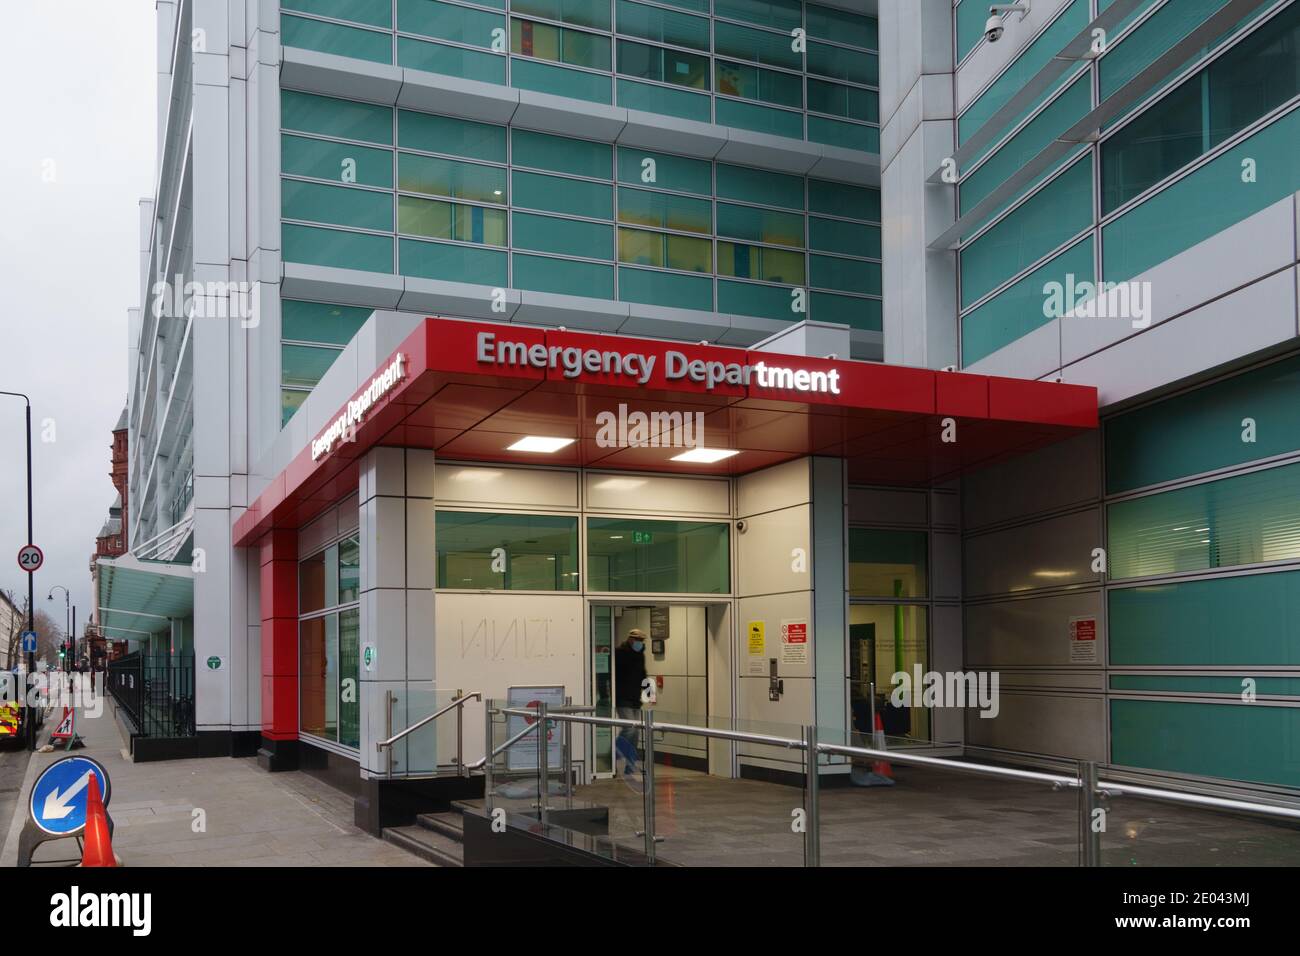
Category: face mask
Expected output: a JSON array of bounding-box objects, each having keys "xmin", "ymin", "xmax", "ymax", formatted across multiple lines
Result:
[{"xmin": 631, "ymin": 640, "xmax": 645, "ymax": 653}]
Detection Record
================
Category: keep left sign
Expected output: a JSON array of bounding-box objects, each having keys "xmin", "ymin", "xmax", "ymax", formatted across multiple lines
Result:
[{"xmin": 29, "ymin": 756, "xmax": 111, "ymax": 836}]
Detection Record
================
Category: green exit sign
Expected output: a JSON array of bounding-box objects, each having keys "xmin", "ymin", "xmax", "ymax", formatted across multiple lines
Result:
[{"xmin": 633, "ymin": 531, "xmax": 653, "ymax": 544}]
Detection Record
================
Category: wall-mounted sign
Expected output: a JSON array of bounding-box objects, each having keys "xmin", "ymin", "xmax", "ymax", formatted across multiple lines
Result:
[
  {"xmin": 747, "ymin": 621, "xmax": 766, "ymax": 675},
  {"xmin": 362, "ymin": 644, "xmax": 376, "ymax": 672},
  {"xmin": 476, "ymin": 332, "xmax": 841, "ymax": 395},
  {"xmin": 781, "ymin": 620, "xmax": 809, "ymax": 666},
  {"xmin": 311, "ymin": 352, "xmax": 407, "ymax": 461},
  {"xmin": 506, "ymin": 685, "xmax": 565, "ymax": 773},
  {"xmin": 205, "ymin": 656, "xmax": 223, "ymax": 671},
  {"xmin": 1069, "ymin": 616, "xmax": 1098, "ymax": 663}
]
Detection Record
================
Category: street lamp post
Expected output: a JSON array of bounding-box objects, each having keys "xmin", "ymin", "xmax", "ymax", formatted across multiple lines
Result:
[{"xmin": 1, "ymin": 391, "xmax": 36, "ymax": 751}]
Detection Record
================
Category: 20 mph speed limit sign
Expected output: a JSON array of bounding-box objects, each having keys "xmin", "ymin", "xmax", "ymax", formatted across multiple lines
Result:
[{"xmin": 17, "ymin": 544, "xmax": 43, "ymax": 573}]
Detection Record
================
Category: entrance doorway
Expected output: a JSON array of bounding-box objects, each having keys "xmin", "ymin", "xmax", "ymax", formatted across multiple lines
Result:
[{"xmin": 590, "ymin": 603, "xmax": 713, "ymax": 778}]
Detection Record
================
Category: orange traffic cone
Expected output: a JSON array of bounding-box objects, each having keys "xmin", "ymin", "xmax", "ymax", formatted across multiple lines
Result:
[
  {"xmin": 871, "ymin": 712, "xmax": 894, "ymax": 780},
  {"xmin": 80, "ymin": 775, "xmax": 118, "ymax": 867}
]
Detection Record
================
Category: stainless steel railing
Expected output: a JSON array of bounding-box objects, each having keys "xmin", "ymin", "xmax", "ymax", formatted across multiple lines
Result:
[
  {"xmin": 483, "ymin": 704, "xmax": 1300, "ymax": 867},
  {"xmin": 376, "ymin": 690, "xmax": 481, "ymax": 778}
]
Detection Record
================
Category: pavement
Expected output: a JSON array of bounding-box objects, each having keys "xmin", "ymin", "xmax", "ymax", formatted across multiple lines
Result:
[{"xmin": 0, "ymin": 675, "xmax": 427, "ymax": 867}]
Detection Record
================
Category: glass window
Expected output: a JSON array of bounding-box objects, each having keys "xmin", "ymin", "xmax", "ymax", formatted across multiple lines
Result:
[
  {"xmin": 281, "ymin": 14, "xmax": 393, "ymax": 65},
  {"xmin": 618, "ymin": 228, "xmax": 711, "ymax": 271},
  {"xmin": 299, "ymin": 616, "xmax": 332, "ymax": 737},
  {"xmin": 397, "ymin": 0, "xmax": 505, "ymax": 46},
  {"xmin": 281, "ymin": 178, "xmax": 394, "ymax": 232},
  {"xmin": 617, "ymin": 39, "xmax": 709, "ymax": 89},
  {"xmin": 282, "ymin": 223, "xmax": 394, "ymax": 273},
  {"xmin": 617, "ymin": 187, "xmax": 711, "ymax": 233},
  {"xmin": 299, "ymin": 552, "xmax": 327, "ymax": 613},
  {"xmin": 618, "ymin": 266, "xmax": 713, "ymax": 310},
  {"xmin": 807, "ymin": 3, "xmax": 877, "ymax": 49},
  {"xmin": 810, "ymin": 254, "xmax": 880, "ymax": 295},
  {"xmin": 715, "ymin": 59, "xmax": 802, "ymax": 108},
  {"xmin": 811, "ymin": 291, "xmax": 881, "ymax": 331},
  {"xmin": 716, "ymin": 163, "xmax": 803, "ymax": 210},
  {"xmin": 807, "ymin": 79, "xmax": 879, "ymax": 123},
  {"xmin": 282, "ymin": 343, "xmax": 343, "ymax": 390},
  {"xmin": 338, "ymin": 608, "xmax": 360, "ymax": 748},
  {"xmin": 282, "ymin": 91, "xmax": 394, "ymax": 145},
  {"xmin": 1107, "ymin": 460, "xmax": 1300, "ymax": 579},
  {"xmin": 436, "ymin": 512, "xmax": 580, "ymax": 590},
  {"xmin": 398, "ymin": 35, "xmax": 508, "ymax": 83},
  {"xmin": 511, "ymin": 17, "xmax": 612, "ymax": 70},
  {"xmin": 513, "ymin": 129, "xmax": 611, "ymax": 178},
  {"xmin": 282, "ymin": 134, "xmax": 393, "ymax": 189},
  {"xmin": 400, "ymin": 237, "xmax": 509, "ymax": 285},
  {"xmin": 617, "ymin": 147, "xmax": 711, "ymax": 196},
  {"xmin": 717, "ymin": 277, "xmax": 795, "ymax": 319},
  {"xmin": 512, "ymin": 55, "xmax": 613, "ymax": 102},
  {"xmin": 809, "ymin": 179, "xmax": 879, "ymax": 220},
  {"xmin": 282, "ymin": 300, "xmax": 373, "ymax": 345},
  {"xmin": 809, "ymin": 217, "xmax": 880, "ymax": 258},
  {"xmin": 513, "ymin": 0, "xmax": 611, "ymax": 30},
  {"xmin": 716, "ymin": 202, "xmax": 803, "ymax": 247},
  {"xmin": 514, "ymin": 254, "xmax": 615, "ymax": 297},
  {"xmin": 398, "ymin": 195, "xmax": 507, "ymax": 245},
  {"xmin": 282, "ymin": 389, "xmax": 309, "ymax": 427},
  {"xmin": 616, "ymin": 77, "xmax": 711, "ymax": 121},
  {"xmin": 587, "ymin": 518, "xmax": 730, "ymax": 593},
  {"xmin": 713, "ymin": 20, "xmax": 802, "ymax": 70},
  {"xmin": 398, "ymin": 153, "xmax": 507, "ymax": 204},
  {"xmin": 338, "ymin": 536, "xmax": 360, "ymax": 603},
  {"xmin": 512, "ymin": 211, "xmax": 614, "ymax": 259},
  {"xmin": 849, "ymin": 529, "xmax": 928, "ymax": 598},
  {"xmin": 285, "ymin": 0, "xmax": 393, "ymax": 28},
  {"xmin": 849, "ymin": 604, "xmax": 929, "ymax": 740},
  {"xmin": 717, "ymin": 241, "xmax": 805, "ymax": 284},
  {"xmin": 713, "ymin": 0, "xmax": 801, "ymax": 32},
  {"xmin": 615, "ymin": 0, "xmax": 709, "ymax": 50},
  {"xmin": 513, "ymin": 169, "xmax": 613, "ymax": 218},
  {"xmin": 806, "ymin": 42, "xmax": 877, "ymax": 86},
  {"xmin": 398, "ymin": 110, "xmax": 506, "ymax": 163}
]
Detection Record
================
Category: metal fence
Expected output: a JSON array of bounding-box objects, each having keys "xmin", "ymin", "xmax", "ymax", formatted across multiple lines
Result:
[{"xmin": 107, "ymin": 653, "xmax": 196, "ymax": 738}]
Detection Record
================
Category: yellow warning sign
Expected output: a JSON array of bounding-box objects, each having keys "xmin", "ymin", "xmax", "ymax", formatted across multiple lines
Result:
[{"xmin": 748, "ymin": 621, "xmax": 765, "ymax": 655}]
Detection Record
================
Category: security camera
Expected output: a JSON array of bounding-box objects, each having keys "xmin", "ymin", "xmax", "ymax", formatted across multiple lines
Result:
[
  {"xmin": 736, "ymin": 519, "xmax": 748, "ymax": 534},
  {"xmin": 985, "ymin": 2, "xmax": 1030, "ymax": 43}
]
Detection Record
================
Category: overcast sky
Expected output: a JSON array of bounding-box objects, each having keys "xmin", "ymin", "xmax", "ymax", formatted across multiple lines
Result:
[{"xmin": 0, "ymin": 2, "xmax": 156, "ymax": 631}]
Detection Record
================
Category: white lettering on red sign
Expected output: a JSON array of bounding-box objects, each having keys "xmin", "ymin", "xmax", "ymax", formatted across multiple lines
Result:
[{"xmin": 311, "ymin": 353, "xmax": 407, "ymax": 461}]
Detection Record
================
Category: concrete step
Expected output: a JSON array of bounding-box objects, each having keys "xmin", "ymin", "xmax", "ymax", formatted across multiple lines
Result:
[
  {"xmin": 383, "ymin": 825, "xmax": 464, "ymax": 867},
  {"xmin": 416, "ymin": 811, "xmax": 464, "ymax": 841}
]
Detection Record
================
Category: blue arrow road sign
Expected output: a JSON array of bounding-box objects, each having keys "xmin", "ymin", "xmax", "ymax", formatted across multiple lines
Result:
[
  {"xmin": 20, "ymin": 631, "xmax": 36, "ymax": 653},
  {"xmin": 29, "ymin": 756, "xmax": 111, "ymax": 836}
]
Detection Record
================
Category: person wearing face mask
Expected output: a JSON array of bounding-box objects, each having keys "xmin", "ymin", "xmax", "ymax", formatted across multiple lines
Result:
[{"xmin": 613, "ymin": 628, "xmax": 650, "ymax": 789}]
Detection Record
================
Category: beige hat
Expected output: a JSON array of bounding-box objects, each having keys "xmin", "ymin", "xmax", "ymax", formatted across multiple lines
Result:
[{"xmin": 627, "ymin": 628, "xmax": 647, "ymax": 639}]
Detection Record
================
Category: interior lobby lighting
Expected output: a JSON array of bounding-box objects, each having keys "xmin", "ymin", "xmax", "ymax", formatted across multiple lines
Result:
[
  {"xmin": 507, "ymin": 436, "xmax": 575, "ymax": 453},
  {"xmin": 671, "ymin": 448, "xmax": 739, "ymax": 464}
]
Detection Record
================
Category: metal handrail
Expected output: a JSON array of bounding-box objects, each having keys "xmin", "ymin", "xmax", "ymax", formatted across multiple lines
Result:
[{"xmin": 377, "ymin": 691, "xmax": 481, "ymax": 778}]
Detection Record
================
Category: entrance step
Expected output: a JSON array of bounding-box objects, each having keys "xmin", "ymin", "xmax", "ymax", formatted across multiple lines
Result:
[
  {"xmin": 417, "ymin": 811, "xmax": 465, "ymax": 842},
  {"xmin": 383, "ymin": 824, "xmax": 464, "ymax": 867}
]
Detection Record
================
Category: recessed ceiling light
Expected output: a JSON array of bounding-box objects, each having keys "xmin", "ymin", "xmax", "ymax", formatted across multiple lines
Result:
[
  {"xmin": 671, "ymin": 448, "xmax": 739, "ymax": 464},
  {"xmin": 508, "ymin": 436, "xmax": 575, "ymax": 453}
]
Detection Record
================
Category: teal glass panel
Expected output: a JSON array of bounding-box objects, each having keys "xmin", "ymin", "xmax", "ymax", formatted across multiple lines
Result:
[
  {"xmin": 398, "ymin": 110, "xmax": 506, "ymax": 162},
  {"xmin": 616, "ymin": 40, "xmax": 709, "ymax": 89},
  {"xmin": 715, "ymin": 164, "xmax": 803, "ymax": 210},
  {"xmin": 512, "ymin": 211, "xmax": 614, "ymax": 259},
  {"xmin": 617, "ymin": 266, "xmax": 713, "ymax": 310},
  {"xmin": 1109, "ymin": 570, "xmax": 1300, "ymax": 666},
  {"xmin": 807, "ymin": 42, "xmax": 878, "ymax": 86},
  {"xmin": 807, "ymin": 115, "xmax": 879, "ymax": 152},
  {"xmin": 1111, "ymin": 675, "xmax": 1300, "ymax": 694},
  {"xmin": 284, "ymin": 0, "xmax": 392, "ymax": 28},
  {"xmin": 956, "ymin": 0, "xmax": 991, "ymax": 62},
  {"xmin": 338, "ymin": 536, "xmax": 361, "ymax": 603},
  {"xmin": 512, "ymin": 170, "xmax": 613, "ymax": 218},
  {"xmin": 398, "ymin": 195, "xmax": 507, "ymax": 244},
  {"xmin": 713, "ymin": 0, "xmax": 801, "ymax": 32},
  {"xmin": 282, "ymin": 91, "xmax": 393, "ymax": 145},
  {"xmin": 811, "ymin": 254, "xmax": 880, "ymax": 295},
  {"xmin": 807, "ymin": 4, "xmax": 877, "ymax": 49},
  {"xmin": 617, "ymin": 147, "xmax": 712, "ymax": 196},
  {"xmin": 718, "ymin": 241, "xmax": 804, "ymax": 283},
  {"xmin": 397, "ymin": 35, "xmax": 507, "ymax": 83},
  {"xmin": 961, "ymin": 74, "xmax": 1091, "ymax": 217},
  {"xmin": 397, "ymin": 0, "xmax": 504, "ymax": 47},
  {"xmin": 809, "ymin": 179, "xmax": 880, "ymax": 220},
  {"xmin": 715, "ymin": 97, "xmax": 803, "ymax": 138},
  {"xmin": 398, "ymin": 153, "xmax": 507, "ymax": 203},
  {"xmin": 513, "ymin": 129, "xmax": 612, "ymax": 178},
  {"xmin": 1105, "ymin": 354, "xmax": 1300, "ymax": 493},
  {"xmin": 810, "ymin": 217, "xmax": 880, "ymax": 258},
  {"xmin": 849, "ymin": 528, "xmax": 928, "ymax": 598},
  {"xmin": 338, "ymin": 608, "xmax": 360, "ymax": 748},
  {"xmin": 715, "ymin": 60, "xmax": 802, "ymax": 107},
  {"xmin": 651, "ymin": 0, "xmax": 707, "ymax": 11},
  {"xmin": 807, "ymin": 79, "xmax": 879, "ymax": 123},
  {"xmin": 510, "ymin": 57, "xmax": 612, "ymax": 104},
  {"xmin": 283, "ymin": 223, "xmax": 394, "ymax": 272},
  {"xmin": 280, "ymin": 14, "xmax": 392, "ymax": 64},
  {"xmin": 1107, "ymin": 460, "xmax": 1300, "ymax": 579},
  {"xmin": 587, "ymin": 518, "xmax": 730, "ymax": 593},
  {"xmin": 1102, "ymin": 108, "xmax": 1300, "ymax": 283},
  {"xmin": 615, "ymin": 78, "xmax": 711, "ymax": 122},
  {"xmin": 514, "ymin": 0, "xmax": 611, "ymax": 30},
  {"xmin": 282, "ymin": 300, "xmax": 373, "ymax": 345},
  {"xmin": 1099, "ymin": 0, "xmax": 1242, "ymax": 101},
  {"xmin": 1110, "ymin": 698, "xmax": 1300, "ymax": 788},
  {"xmin": 616, "ymin": 0, "xmax": 708, "ymax": 50},
  {"xmin": 437, "ymin": 512, "xmax": 579, "ymax": 589},
  {"xmin": 282, "ymin": 389, "xmax": 309, "ymax": 426},
  {"xmin": 618, "ymin": 187, "xmax": 711, "ymax": 233},
  {"xmin": 811, "ymin": 291, "xmax": 881, "ymax": 331},
  {"xmin": 718, "ymin": 278, "xmax": 797, "ymax": 321},
  {"xmin": 958, "ymin": 0, "xmax": 1090, "ymax": 145},
  {"xmin": 281, "ymin": 343, "xmax": 342, "ymax": 388},
  {"xmin": 399, "ymin": 237, "xmax": 508, "ymax": 285},
  {"xmin": 282, "ymin": 178, "xmax": 393, "ymax": 231},
  {"xmin": 513, "ymin": 253, "xmax": 615, "ymax": 298},
  {"xmin": 961, "ymin": 237, "xmax": 1093, "ymax": 365},
  {"xmin": 714, "ymin": 20, "xmax": 802, "ymax": 70},
  {"xmin": 716, "ymin": 203, "xmax": 802, "ymax": 247},
  {"xmin": 959, "ymin": 154, "xmax": 1092, "ymax": 308},
  {"xmin": 282, "ymin": 134, "xmax": 393, "ymax": 189}
]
